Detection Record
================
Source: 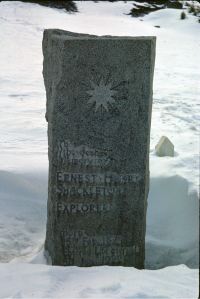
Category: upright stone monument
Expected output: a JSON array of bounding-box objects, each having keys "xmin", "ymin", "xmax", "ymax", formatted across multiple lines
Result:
[{"xmin": 43, "ymin": 29, "xmax": 156, "ymax": 268}]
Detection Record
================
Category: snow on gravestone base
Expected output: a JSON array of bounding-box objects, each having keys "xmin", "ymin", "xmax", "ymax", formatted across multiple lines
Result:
[
  {"xmin": 155, "ymin": 136, "xmax": 174, "ymax": 157},
  {"xmin": 42, "ymin": 29, "xmax": 156, "ymax": 268}
]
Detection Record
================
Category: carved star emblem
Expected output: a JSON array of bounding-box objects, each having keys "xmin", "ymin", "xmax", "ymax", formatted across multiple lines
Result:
[{"xmin": 86, "ymin": 78, "xmax": 117, "ymax": 112}]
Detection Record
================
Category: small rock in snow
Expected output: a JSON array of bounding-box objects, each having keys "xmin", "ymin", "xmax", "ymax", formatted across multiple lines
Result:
[{"xmin": 155, "ymin": 136, "xmax": 174, "ymax": 157}]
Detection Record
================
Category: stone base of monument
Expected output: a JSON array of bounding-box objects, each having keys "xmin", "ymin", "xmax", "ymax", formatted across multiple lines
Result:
[{"xmin": 43, "ymin": 29, "xmax": 156, "ymax": 268}]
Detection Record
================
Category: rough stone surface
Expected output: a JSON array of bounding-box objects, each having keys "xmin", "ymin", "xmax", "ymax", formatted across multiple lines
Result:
[
  {"xmin": 155, "ymin": 136, "xmax": 174, "ymax": 157},
  {"xmin": 43, "ymin": 29, "xmax": 156, "ymax": 268}
]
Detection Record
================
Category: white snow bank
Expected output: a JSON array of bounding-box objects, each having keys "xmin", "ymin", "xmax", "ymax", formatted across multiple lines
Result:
[
  {"xmin": 146, "ymin": 174, "xmax": 199, "ymax": 269},
  {"xmin": 0, "ymin": 170, "xmax": 47, "ymax": 262},
  {"xmin": 0, "ymin": 263, "xmax": 198, "ymax": 298}
]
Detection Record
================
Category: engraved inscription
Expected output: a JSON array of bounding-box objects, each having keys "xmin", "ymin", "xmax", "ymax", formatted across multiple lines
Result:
[
  {"xmin": 61, "ymin": 230, "xmax": 140, "ymax": 265},
  {"xmin": 55, "ymin": 170, "xmax": 142, "ymax": 201},
  {"xmin": 57, "ymin": 172, "xmax": 142, "ymax": 184},
  {"xmin": 56, "ymin": 141, "xmax": 112, "ymax": 167},
  {"xmin": 57, "ymin": 202, "xmax": 111, "ymax": 214},
  {"xmin": 56, "ymin": 186, "xmax": 126, "ymax": 199},
  {"xmin": 54, "ymin": 141, "xmax": 143, "ymax": 264}
]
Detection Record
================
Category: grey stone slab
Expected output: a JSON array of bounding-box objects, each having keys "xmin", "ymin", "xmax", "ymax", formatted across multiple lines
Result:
[{"xmin": 43, "ymin": 29, "xmax": 156, "ymax": 268}]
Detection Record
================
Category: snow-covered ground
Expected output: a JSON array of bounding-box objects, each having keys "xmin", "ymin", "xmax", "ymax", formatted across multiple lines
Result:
[
  {"xmin": 0, "ymin": 1, "xmax": 199, "ymax": 298},
  {"xmin": 0, "ymin": 263, "xmax": 198, "ymax": 298}
]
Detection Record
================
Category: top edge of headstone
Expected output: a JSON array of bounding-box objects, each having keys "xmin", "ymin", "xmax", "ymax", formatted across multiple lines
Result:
[{"xmin": 43, "ymin": 29, "xmax": 156, "ymax": 41}]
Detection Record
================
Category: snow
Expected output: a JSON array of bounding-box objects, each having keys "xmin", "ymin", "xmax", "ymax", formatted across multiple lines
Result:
[
  {"xmin": 0, "ymin": 170, "xmax": 47, "ymax": 262},
  {"xmin": 0, "ymin": 263, "xmax": 198, "ymax": 298},
  {"xmin": 146, "ymin": 175, "xmax": 199, "ymax": 269},
  {"xmin": 0, "ymin": 1, "xmax": 199, "ymax": 298}
]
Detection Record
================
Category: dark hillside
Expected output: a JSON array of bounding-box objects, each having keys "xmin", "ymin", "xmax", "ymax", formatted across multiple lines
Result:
[{"xmin": 0, "ymin": 0, "xmax": 78, "ymax": 12}]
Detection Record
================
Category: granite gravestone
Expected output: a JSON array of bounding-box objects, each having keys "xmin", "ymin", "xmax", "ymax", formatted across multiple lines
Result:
[{"xmin": 43, "ymin": 29, "xmax": 156, "ymax": 268}]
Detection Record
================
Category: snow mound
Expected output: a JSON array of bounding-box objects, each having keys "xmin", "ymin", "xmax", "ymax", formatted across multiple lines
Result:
[
  {"xmin": 0, "ymin": 263, "xmax": 198, "ymax": 298},
  {"xmin": 146, "ymin": 174, "xmax": 199, "ymax": 269},
  {"xmin": 0, "ymin": 171, "xmax": 47, "ymax": 262}
]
